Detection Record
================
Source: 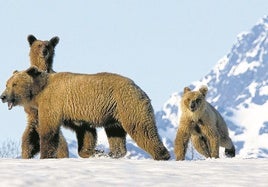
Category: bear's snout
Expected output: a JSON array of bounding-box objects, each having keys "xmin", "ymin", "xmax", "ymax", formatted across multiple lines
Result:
[
  {"xmin": 190, "ymin": 101, "xmax": 197, "ymax": 112},
  {"xmin": 189, "ymin": 98, "xmax": 202, "ymax": 112},
  {"xmin": 0, "ymin": 92, "xmax": 7, "ymax": 103},
  {"xmin": 0, "ymin": 92, "xmax": 16, "ymax": 110},
  {"xmin": 42, "ymin": 48, "xmax": 49, "ymax": 59}
]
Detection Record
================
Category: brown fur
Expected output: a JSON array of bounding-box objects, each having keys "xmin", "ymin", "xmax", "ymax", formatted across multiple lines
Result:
[
  {"xmin": 1, "ymin": 67, "xmax": 170, "ymax": 160},
  {"xmin": 25, "ymin": 35, "xmax": 127, "ymax": 158},
  {"xmin": 26, "ymin": 35, "xmax": 103, "ymax": 158},
  {"xmin": 174, "ymin": 86, "xmax": 235, "ymax": 160},
  {"xmin": 26, "ymin": 35, "xmax": 127, "ymax": 158},
  {"xmin": 28, "ymin": 35, "xmax": 59, "ymax": 73},
  {"xmin": 18, "ymin": 35, "xmax": 68, "ymax": 158}
]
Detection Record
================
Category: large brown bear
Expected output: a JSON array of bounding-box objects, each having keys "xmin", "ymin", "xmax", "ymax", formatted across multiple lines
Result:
[
  {"xmin": 21, "ymin": 35, "xmax": 68, "ymax": 158},
  {"xmin": 1, "ymin": 66, "xmax": 170, "ymax": 160},
  {"xmin": 174, "ymin": 86, "xmax": 235, "ymax": 160},
  {"xmin": 27, "ymin": 35, "xmax": 128, "ymax": 158},
  {"xmin": 25, "ymin": 35, "xmax": 104, "ymax": 159}
]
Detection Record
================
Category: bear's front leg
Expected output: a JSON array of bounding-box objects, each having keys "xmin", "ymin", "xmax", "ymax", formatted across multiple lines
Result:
[
  {"xmin": 40, "ymin": 131, "xmax": 60, "ymax": 159},
  {"xmin": 22, "ymin": 108, "xmax": 40, "ymax": 159},
  {"xmin": 105, "ymin": 124, "xmax": 127, "ymax": 158},
  {"xmin": 56, "ymin": 130, "xmax": 69, "ymax": 158},
  {"xmin": 38, "ymin": 108, "xmax": 63, "ymax": 159},
  {"xmin": 21, "ymin": 122, "xmax": 40, "ymax": 159},
  {"xmin": 205, "ymin": 129, "xmax": 220, "ymax": 158},
  {"xmin": 174, "ymin": 119, "xmax": 193, "ymax": 160}
]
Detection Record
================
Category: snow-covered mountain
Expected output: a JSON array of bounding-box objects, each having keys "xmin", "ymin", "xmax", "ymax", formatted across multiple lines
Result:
[{"xmin": 156, "ymin": 15, "xmax": 268, "ymax": 159}]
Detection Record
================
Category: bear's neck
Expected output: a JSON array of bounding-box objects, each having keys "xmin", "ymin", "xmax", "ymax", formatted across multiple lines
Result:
[
  {"xmin": 184, "ymin": 108, "xmax": 206, "ymax": 122},
  {"xmin": 31, "ymin": 74, "xmax": 49, "ymax": 98},
  {"xmin": 30, "ymin": 55, "xmax": 55, "ymax": 73}
]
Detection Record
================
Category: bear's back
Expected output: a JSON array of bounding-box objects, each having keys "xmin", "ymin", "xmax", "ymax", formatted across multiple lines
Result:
[
  {"xmin": 37, "ymin": 71, "xmax": 153, "ymax": 125},
  {"xmin": 48, "ymin": 72, "xmax": 132, "ymax": 88},
  {"xmin": 45, "ymin": 72, "xmax": 149, "ymax": 104}
]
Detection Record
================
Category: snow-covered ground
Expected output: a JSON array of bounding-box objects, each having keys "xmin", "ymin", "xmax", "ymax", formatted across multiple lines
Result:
[{"xmin": 0, "ymin": 157, "xmax": 267, "ymax": 187}]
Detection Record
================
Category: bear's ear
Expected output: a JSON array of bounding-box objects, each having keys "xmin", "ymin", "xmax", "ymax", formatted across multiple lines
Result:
[
  {"xmin": 50, "ymin": 36, "xmax": 60, "ymax": 48},
  {"xmin": 27, "ymin": 35, "xmax": 37, "ymax": 46},
  {"xmin": 183, "ymin": 87, "xmax": 191, "ymax": 94},
  {"xmin": 12, "ymin": 70, "xmax": 19, "ymax": 74},
  {"xmin": 199, "ymin": 85, "xmax": 208, "ymax": 97},
  {"xmin": 26, "ymin": 66, "xmax": 42, "ymax": 78}
]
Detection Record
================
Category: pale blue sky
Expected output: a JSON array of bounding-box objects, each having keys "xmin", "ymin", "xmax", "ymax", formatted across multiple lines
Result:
[{"xmin": 1, "ymin": 0, "xmax": 268, "ymax": 142}]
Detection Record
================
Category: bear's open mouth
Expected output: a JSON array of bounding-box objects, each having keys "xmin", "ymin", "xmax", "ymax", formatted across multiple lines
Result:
[
  {"xmin": 8, "ymin": 101, "xmax": 14, "ymax": 110},
  {"xmin": 7, "ymin": 102, "xmax": 13, "ymax": 110},
  {"xmin": 190, "ymin": 108, "xmax": 196, "ymax": 112}
]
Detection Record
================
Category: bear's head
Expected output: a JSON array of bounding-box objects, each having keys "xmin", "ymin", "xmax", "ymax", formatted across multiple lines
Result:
[
  {"xmin": 181, "ymin": 86, "xmax": 208, "ymax": 113},
  {"xmin": 0, "ymin": 66, "xmax": 48, "ymax": 110},
  {"xmin": 28, "ymin": 34, "xmax": 59, "ymax": 72}
]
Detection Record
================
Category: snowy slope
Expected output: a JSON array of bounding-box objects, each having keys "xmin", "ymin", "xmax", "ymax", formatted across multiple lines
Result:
[
  {"xmin": 156, "ymin": 16, "xmax": 268, "ymax": 159},
  {"xmin": 0, "ymin": 158, "xmax": 267, "ymax": 187}
]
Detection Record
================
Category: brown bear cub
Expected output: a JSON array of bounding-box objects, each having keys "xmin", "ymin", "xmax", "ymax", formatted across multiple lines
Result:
[
  {"xmin": 27, "ymin": 35, "xmax": 59, "ymax": 73},
  {"xmin": 1, "ymin": 67, "xmax": 170, "ymax": 160},
  {"xmin": 174, "ymin": 86, "xmax": 235, "ymax": 160},
  {"xmin": 19, "ymin": 35, "xmax": 68, "ymax": 158},
  {"xmin": 26, "ymin": 35, "xmax": 103, "ymax": 159}
]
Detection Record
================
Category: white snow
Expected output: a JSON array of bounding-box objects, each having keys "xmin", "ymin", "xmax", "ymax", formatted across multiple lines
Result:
[
  {"xmin": 162, "ymin": 92, "xmax": 180, "ymax": 127},
  {"xmin": 259, "ymin": 85, "xmax": 268, "ymax": 96},
  {"xmin": 228, "ymin": 61, "xmax": 260, "ymax": 76},
  {"xmin": 228, "ymin": 101, "xmax": 268, "ymax": 158},
  {"xmin": 211, "ymin": 55, "xmax": 229, "ymax": 83},
  {"xmin": 215, "ymin": 56, "xmax": 229, "ymax": 71},
  {"xmin": 248, "ymin": 82, "xmax": 258, "ymax": 98},
  {"xmin": 237, "ymin": 31, "xmax": 249, "ymax": 41},
  {"xmin": 247, "ymin": 46, "xmax": 259, "ymax": 57},
  {"xmin": 0, "ymin": 158, "xmax": 267, "ymax": 187}
]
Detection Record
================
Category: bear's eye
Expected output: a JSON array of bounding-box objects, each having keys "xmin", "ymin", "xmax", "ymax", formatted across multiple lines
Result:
[
  {"xmin": 12, "ymin": 83, "xmax": 17, "ymax": 87},
  {"xmin": 196, "ymin": 98, "xmax": 201, "ymax": 104},
  {"xmin": 38, "ymin": 44, "xmax": 42, "ymax": 48}
]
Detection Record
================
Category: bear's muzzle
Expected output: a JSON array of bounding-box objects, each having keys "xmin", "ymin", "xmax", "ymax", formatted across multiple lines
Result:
[
  {"xmin": 0, "ymin": 92, "xmax": 7, "ymax": 103},
  {"xmin": 0, "ymin": 92, "xmax": 15, "ymax": 110}
]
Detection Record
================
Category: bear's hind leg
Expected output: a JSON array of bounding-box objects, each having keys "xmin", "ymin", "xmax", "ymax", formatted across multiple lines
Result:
[
  {"xmin": 123, "ymin": 123, "xmax": 170, "ymax": 160},
  {"xmin": 225, "ymin": 145, "xmax": 235, "ymax": 157},
  {"xmin": 221, "ymin": 136, "xmax": 235, "ymax": 158},
  {"xmin": 105, "ymin": 124, "xmax": 127, "ymax": 158}
]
